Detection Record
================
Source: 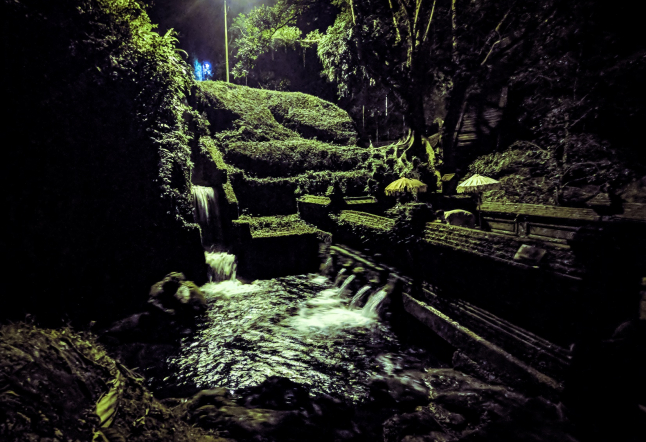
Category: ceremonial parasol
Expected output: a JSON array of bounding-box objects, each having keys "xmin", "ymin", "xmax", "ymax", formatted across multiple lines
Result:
[
  {"xmin": 384, "ymin": 177, "xmax": 428, "ymax": 200},
  {"xmin": 457, "ymin": 174, "xmax": 501, "ymax": 227}
]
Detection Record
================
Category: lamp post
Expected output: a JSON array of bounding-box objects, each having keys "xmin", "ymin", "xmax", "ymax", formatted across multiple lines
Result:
[{"xmin": 224, "ymin": 0, "xmax": 229, "ymax": 82}]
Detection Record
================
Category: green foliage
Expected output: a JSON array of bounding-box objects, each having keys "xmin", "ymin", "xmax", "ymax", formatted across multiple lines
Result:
[
  {"xmin": 265, "ymin": 91, "xmax": 357, "ymax": 144},
  {"xmin": 231, "ymin": 2, "xmax": 307, "ymax": 78},
  {"xmin": 468, "ymin": 138, "xmax": 637, "ymax": 206},
  {"xmin": 2, "ymin": 0, "xmax": 211, "ymax": 321},
  {"xmin": 317, "ymin": 11, "xmax": 357, "ymax": 98},
  {"xmin": 196, "ymin": 81, "xmax": 363, "ymax": 178},
  {"xmin": 3, "ymin": 0, "xmax": 203, "ymax": 224},
  {"xmin": 0, "ymin": 324, "xmax": 216, "ymax": 442}
]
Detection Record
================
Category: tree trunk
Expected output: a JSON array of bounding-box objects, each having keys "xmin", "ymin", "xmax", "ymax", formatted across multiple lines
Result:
[
  {"xmin": 441, "ymin": 80, "xmax": 471, "ymax": 173},
  {"xmin": 396, "ymin": 85, "xmax": 427, "ymax": 161}
]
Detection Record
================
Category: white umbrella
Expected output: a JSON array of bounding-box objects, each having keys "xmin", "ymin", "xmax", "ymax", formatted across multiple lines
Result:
[
  {"xmin": 456, "ymin": 174, "xmax": 501, "ymax": 228},
  {"xmin": 457, "ymin": 174, "xmax": 501, "ymax": 194}
]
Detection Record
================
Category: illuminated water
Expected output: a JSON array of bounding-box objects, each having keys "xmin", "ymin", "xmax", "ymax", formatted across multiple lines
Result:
[
  {"xmin": 192, "ymin": 185, "xmax": 223, "ymax": 246},
  {"xmin": 168, "ymin": 272, "xmax": 436, "ymax": 403}
]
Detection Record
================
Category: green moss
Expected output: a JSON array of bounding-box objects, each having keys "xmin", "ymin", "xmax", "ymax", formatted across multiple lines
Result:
[
  {"xmin": 298, "ymin": 195, "xmax": 332, "ymax": 205},
  {"xmin": 198, "ymin": 136, "xmax": 228, "ymax": 171},
  {"xmin": 237, "ymin": 213, "xmax": 319, "ymax": 238},
  {"xmin": 338, "ymin": 210, "xmax": 395, "ymax": 233},
  {"xmin": 196, "ymin": 81, "xmax": 366, "ymax": 179},
  {"xmin": 223, "ymin": 180, "xmax": 238, "ymax": 204},
  {"xmin": 264, "ymin": 91, "xmax": 357, "ymax": 145},
  {"xmin": 224, "ymin": 138, "xmax": 364, "ymax": 178}
]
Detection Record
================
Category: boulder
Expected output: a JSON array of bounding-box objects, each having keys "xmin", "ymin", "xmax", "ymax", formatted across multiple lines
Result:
[
  {"xmin": 383, "ymin": 369, "xmax": 575, "ymax": 442},
  {"xmin": 99, "ymin": 273, "xmax": 207, "ymax": 367},
  {"xmin": 443, "ymin": 210, "xmax": 476, "ymax": 228},
  {"xmin": 368, "ymin": 371, "xmax": 430, "ymax": 409},
  {"xmin": 148, "ymin": 272, "xmax": 207, "ymax": 320},
  {"xmin": 176, "ymin": 378, "xmax": 360, "ymax": 442}
]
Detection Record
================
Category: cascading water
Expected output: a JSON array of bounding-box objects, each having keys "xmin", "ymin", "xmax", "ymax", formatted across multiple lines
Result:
[
  {"xmin": 321, "ymin": 257, "xmax": 332, "ymax": 274},
  {"xmin": 349, "ymin": 285, "xmax": 372, "ymax": 308},
  {"xmin": 192, "ymin": 185, "xmax": 223, "ymax": 246},
  {"xmin": 362, "ymin": 289, "xmax": 389, "ymax": 318},
  {"xmin": 167, "ymin": 269, "xmax": 436, "ymax": 404},
  {"xmin": 193, "ymin": 185, "xmax": 215, "ymax": 224},
  {"xmin": 333, "ymin": 268, "xmax": 347, "ymax": 286},
  {"xmin": 338, "ymin": 274, "xmax": 355, "ymax": 294},
  {"xmin": 205, "ymin": 251, "xmax": 237, "ymax": 282}
]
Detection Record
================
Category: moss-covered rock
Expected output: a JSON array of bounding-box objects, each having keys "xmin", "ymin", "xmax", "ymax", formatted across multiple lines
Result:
[
  {"xmin": 196, "ymin": 81, "xmax": 357, "ymax": 144},
  {"xmin": 148, "ymin": 272, "xmax": 207, "ymax": 319}
]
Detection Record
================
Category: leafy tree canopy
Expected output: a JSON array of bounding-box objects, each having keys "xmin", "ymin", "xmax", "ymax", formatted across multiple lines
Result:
[{"xmin": 231, "ymin": 0, "xmax": 646, "ymax": 181}]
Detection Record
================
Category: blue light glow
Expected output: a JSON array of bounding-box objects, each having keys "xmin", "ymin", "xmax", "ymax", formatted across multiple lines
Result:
[
  {"xmin": 203, "ymin": 62, "xmax": 213, "ymax": 79},
  {"xmin": 193, "ymin": 58, "xmax": 203, "ymax": 81},
  {"xmin": 194, "ymin": 58, "xmax": 213, "ymax": 81}
]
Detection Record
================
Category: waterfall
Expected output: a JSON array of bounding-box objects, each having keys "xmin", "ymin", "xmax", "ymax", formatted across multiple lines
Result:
[
  {"xmin": 333, "ymin": 268, "xmax": 347, "ymax": 286},
  {"xmin": 350, "ymin": 285, "xmax": 372, "ymax": 308},
  {"xmin": 362, "ymin": 289, "xmax": 388, "ymax": 317},
  {"xmin": 193, "ymin": 185, "xmax": 215, "ymax": 223},
  {"xmin": 205, "ymin": 251, "xmax": 237, "ymax": 282},
  {"xmin": 339, "ymin": 275, "xmax": 355, "ymax": 294},
  {"xmin": 321, "ymin": 257, "xmax": 332, "ymax": 274},
  {"xmin": 192, "ymin": 185, "xmax": 223, "ymax": 246}
]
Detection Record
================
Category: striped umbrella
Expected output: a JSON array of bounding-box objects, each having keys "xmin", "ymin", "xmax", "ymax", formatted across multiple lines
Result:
[{"xmin": 384, "ymin": 177, "xmax": 428, "ymax": 197}]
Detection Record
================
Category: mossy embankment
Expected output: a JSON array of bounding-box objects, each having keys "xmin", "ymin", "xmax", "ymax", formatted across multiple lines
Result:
[{"xmin": 191, "ymin": 81, "xmax": 405, "ymax": 216}]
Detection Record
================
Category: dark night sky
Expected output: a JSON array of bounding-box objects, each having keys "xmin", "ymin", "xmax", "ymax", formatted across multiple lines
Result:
[{"xmin": 148, "ymin": 0, "xmax": 273, "ymax": 80}]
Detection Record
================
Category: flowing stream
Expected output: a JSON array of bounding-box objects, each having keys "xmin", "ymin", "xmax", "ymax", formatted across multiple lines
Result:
[{"xmin": 167, "ymin": 253, "xmax": 440, "ymax": 404}]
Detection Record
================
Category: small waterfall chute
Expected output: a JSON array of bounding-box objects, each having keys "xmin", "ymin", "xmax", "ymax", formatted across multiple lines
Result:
[
  {"xmin": 339, "ymin": 275, "xmax": 355, "ymax": 294},
  {"xmin": 362, "ymin": 289, "xmax": 388, "ymax": 318},
  {"xmin": 333, "ymin": 268, "xmax": 347, "ymax": 286},
  {"xmin": 205, "ymin": 251, "xmax": 237, "ymax": 282},
  {"xmin": 320, "ymin": 257, "xmax": 332, "ymax": 275},
  {"xmin": 350, "ymin": 285, "xmax": 372, "ymax": 308},
  {"xmin": 193, "ymin": 185, "xmax": 215, "ymax": 224},
  {"xmin": 192, "ymin": 185, "xmax": 223, "ymax": 246}
]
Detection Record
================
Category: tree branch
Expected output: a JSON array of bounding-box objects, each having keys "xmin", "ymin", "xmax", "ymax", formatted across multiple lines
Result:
[
  {"xmin": 422, "ymin": 0, "xmax": 437, "ymax": 43},
  {"xmin": 413, "ymin": 0, "xmax": 423, "ymax": 41},
  {"xmin": 387, "ymin": 0, "xmax": 402, "ymax": 44},
  {"xmin": 479, "ymin": 2, "xmax": 516, "ymax": 65}
]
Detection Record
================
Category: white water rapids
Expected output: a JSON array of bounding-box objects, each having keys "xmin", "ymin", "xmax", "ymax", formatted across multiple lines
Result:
[{"xmin": 167, "ymin": 253, "xmax": 435, "ymax": 403}]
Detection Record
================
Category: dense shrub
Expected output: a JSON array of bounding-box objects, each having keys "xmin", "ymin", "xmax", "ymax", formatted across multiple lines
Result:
[
  {"xmin": 1, "ymin": 0, "xmax": 206, "ymax": 322},
  {"xmin": 468, "ymin": 138, "xmax": 638, "ymax": 206}
]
